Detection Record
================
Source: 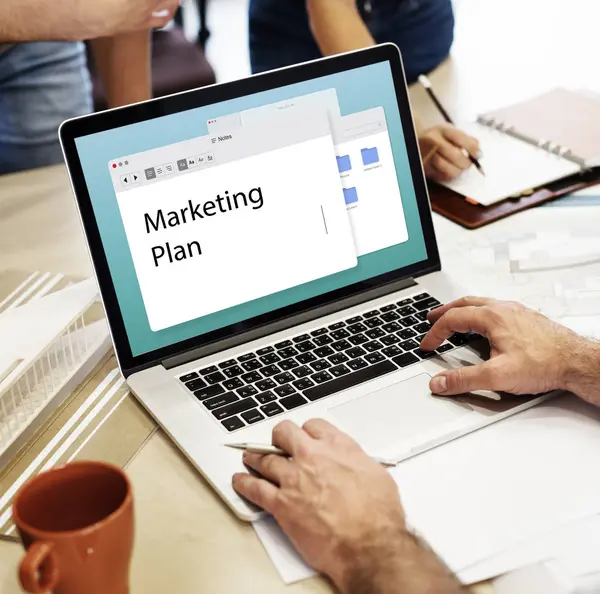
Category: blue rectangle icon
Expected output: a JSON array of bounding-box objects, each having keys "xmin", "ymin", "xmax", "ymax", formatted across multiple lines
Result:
[
  {"xmin": 343, "ymin": 187, "xmax": 358, "ymax": 205},
  {"xmin": 336, "ymin": 154, "xmax": 352, "ymax": 173},
  {"xmin": 361, "ymin": 147, "xmax": 379, "ymax": 166}
]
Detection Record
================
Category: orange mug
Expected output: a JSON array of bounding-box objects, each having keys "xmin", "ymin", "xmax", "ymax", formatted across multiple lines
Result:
[{"xmin": 13, "ymin": 461, "xmax": 134, "ymax": 594}]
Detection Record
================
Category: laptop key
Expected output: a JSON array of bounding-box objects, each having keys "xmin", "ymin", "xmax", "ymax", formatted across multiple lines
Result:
[
  {"xmin": 279, "ymin": 358, "xmax": 300, "ymax": 371},
  {"xmin": 274, "ymin": 372, "xmax": 295, "ymax": 385},
  {"xmin": 381, "ymin": 311, "xmax": 400, "ymax": 322},
  {"xmin": 382, "ymin": 345, "xmax": 402, "ymax": 358},
  {"xmin": 274, "ymin": 384, "xmax": 296, "ymax": 398},
  {"xmin": 180, "ymin": 372, "xmax": 199, "ymax": 383},
  {"xmin": 365, "ymin": 352, "xmax": 385, "ymax": 364},
  {"xmin": 449, "ymin": 333, "xmax": 470, "ymax": 346},
  {"xmin": 348, "ymin": 334, "xmax": 368, "ymax": 346},
  {"xmin": 398, "ymin": 328, "xmax": 417, "ymax": 340},
  {"xmin": 256, "ymin": 378, "xmax": 276, "ymax": 391},
  {"xmin": 200, "ymin": 366, "xmax": 218, "ymax": 376},
  {"xmin": 297, "ymin": 352, "xmax": 317, "ymax": 364},
  {"xmin": 363, "ymin": 310, "xmax": 379, "ymax": 318},
  {"xmin": 223, "ymin": 365, "xmax": 244, "ymax": 378},
  {"xmin": 293, "ymin": 378, "xmax": 315, "ymax": 390},
  {"xmin": 222, "ymin": 416, "xmax": 245, "ymax": 432},
  {"xmin": 413, "ymin": 293, "xmax": 430, "ymax": 301},
  {"xmin": 213, "ymin": 398, "xmax": 259, "ymax": 420},
  {"xmin": 331, "ymin": 339, "xmax": 352, "ymax": 352},
  {"xmin": 413, "ymin": 297, "xmax": 441, "ymax": 311},
  {"xmin": 329, "ymin": 353, "xmax": 349, "ymax": 365},
  {"xmin": 310, "ymin": 328, "xmax": 328, "ymax": 337},
  {"xmin": 241, "ymin": 409, "xmax": 264, "ymax": 424},
  {"xmin": 399, "ymin": 339, "xmax": 419, "ymax": 351},
  {"xmin": 241, "ymin": 359, "xmax": 261, "ymax": 372},
  {"xmin": 281, "ymin": 394, "xmax": 308, "ymax": 410},
  {"xmin": 331, "ymin": 329, "xmax": 350, "ymax": 340},
  {"xmin": 348, "ymin": 322, "xmax": 368, "ymax": 334},
  {"xmin": 293, "ymin": 334, "xmax": 311, "ymax": 343},
  {"xmin": 365, "ymin": 328, "xmax": 385, "ymax": 339},
  {"xmin": 415, "ymin": 349, "xmax": 436, "ymax": 360},
  {"xmin": 237, "ymin": 385, "xmax": 258, "ymax": 398},
  {"xmin": 315, "ymin": 346, "xmax": 335, "ymax": 358},
  {"xmin": 203, "ymin": 392, "xmax": 238, "ymax": 411},
  {"xmin": 261, "ymin": 402, "xmax": 284, "ymax": 417},
  {"xmin": 346, "ymin": 316, "xmax": 363, "ymax": 324},
  {"xmin": 312, "ymin": 371, "xmax": 333, "ymax": 384},
  {"xmin": 292, "ymin": 365, "xmax": 312, "ymax": 378},
  {"xmin": 330, "ymin": 364, "xmax": 351, "ymax": 378},
  {"xmin": 223, "ymin": 378, "xmax": 244, "ymax": 391},
  {"xmin": 313, "ymin": 335, "xmax": 334, "ymax": 346},
  {"xmin": 398, "ymin": 306, "xmax": 416, "ymax": 317},
  {"xmin": 392, "ymin": 352, "xmax": 420, "ymax": 367},
  {"xmin": 260, "ymin": 353, "xmax": 281, "ymax": 365},
  {"xmin": 381, "ymin": 334, "xmax": 400, "ymax": 346},
  {"xmin": 275, "ymin": 340, "xmax": 292, "ymax": 349},
  {"xmin": 304, "ymin": 360, "xmax": 396, "ymax": 401},
  {"xmin": 328, "ymin": 322, "xmax": 345, "ymax": 331},
  {"xmin": 347, "ymin": 357, "xmax": 368, "ymax": 371},
  {"xmin": 310, "ymin": 359, "xmax": 331, "ymax": 371},
  {"xmin": 238, "ymin": 353, "xmax": 256, "ymax": 363},
  {"xmin": 414, "ymin": 310, "xmax": 429, "ymax": 322},
  {"xmin": 399, "ymin": 316, "xmax": 418, "ymax": 328},
  {"xmin": 437, "ymin": 343, "xmax": 454, "ymax": 353},
  {"xmin": 219, "ymin": 359, "xmax": 237, "ymax": 369},
  {"xmin": 364, "ymin": 318, "xmax": 384, "ymax": 328},
  {"xmin": 347, "ymin": 346, "xmax": 366, "ymax": 358},
  {"xmin": 194, "ymin": 385, "xmax": 225, "ymax": 400},
  {"xmin": 257, "ymin": 391, "xmax": 277, "ymax": 405},
  {"xmin": 396, "ymin": 298, "xmax": 413, "ymax": 306},
  {"xmin": 414, "ymin": 322, "xmax": 431, "ymax": 334},
  {"xmin": 296, "ymin": 340, "xmax": 316, "ymax": 353},
  {"xmin": 279, "ymin": 347, "xmax": 298, "ymax": 359},
  {"xmin": 380, "ymin": 304, "xmax": 397, "ymax": 312},
  {"xmin": 261, "ymin": 364, "xmax": 280, "ymax": 377},
  {"xmin": 382, "ymin": 322, "xmax": 401, "ymax": 333},
  {"xmin": 363, "ymin": 340, "xmax": 383, "ymax": 353},
  {"xmin": 257, "ymin": 346, "xmax": 274, "ymax": 355},
  {"xmin": 206, "ymin": 371, "xmax": 226, "ymax": 385},
  {"xmin": 241, "ymin": 371, "xmax": 262, "ymax": 384},
  {"xmin": 184, "ymin": 378, "xmax": 207, "ymax": 392}
]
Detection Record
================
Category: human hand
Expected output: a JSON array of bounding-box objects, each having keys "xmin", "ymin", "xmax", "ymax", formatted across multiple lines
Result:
[
  {"xmin": 421, "ymin": 296, "xmax": 585, "ymax": 397},
  {"xmin": 419, "ymin": 123, "xmax": 480, "ymax": 181},
  {"xmin": 232, "ymin": 419, "xmax": 407, "ymax": 591},
  {"xmin": 67, "ymin": 0, "xmax": 180, "ymax": 40}
]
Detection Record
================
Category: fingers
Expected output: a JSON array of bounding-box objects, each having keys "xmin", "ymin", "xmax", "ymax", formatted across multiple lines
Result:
[
  {"xmin": 232, "ymin": 473, "xmax": 279, "ymax": 514},
  {"xmin": 243, "ymin": 452, "xmax": 294, "ymax": 485},
  {"xmin": 429, "ymin": 153, "xmax": 462, "ymax": 181},
  {"xmin": 428, "ymin": 296, "xmax": 496, "ymax": 324},
  {"xmin": 421, "ymin": 306, "xmax": 491, "ymax": 350},
  {"xmin": 441, "ymin": 125, "xmax": 480, "ymax": 158},
  {"xmin": 302, "ymin": 418, "xmax": 341, "ymax": 441},
  {"xmin": 436, "ymin": 139, "xmax": 472, "ymax": 171},
  {"xmin": 430, "ymin": 360, "xmax": 503, "ymax": 396},
  {"xmin": 272, "ymin": 420, "xmax": 312, "ymax": 456}
]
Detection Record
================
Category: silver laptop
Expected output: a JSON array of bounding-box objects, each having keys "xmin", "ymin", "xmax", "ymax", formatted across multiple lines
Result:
[{"xmin": 60, "ymin": 45, "xmax": 547, "ymax": 521}]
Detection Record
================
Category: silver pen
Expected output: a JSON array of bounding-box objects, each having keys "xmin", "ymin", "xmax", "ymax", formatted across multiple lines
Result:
[{"xmin": 226, "ymin": 443, "xmax": 397, "ymax": 468}]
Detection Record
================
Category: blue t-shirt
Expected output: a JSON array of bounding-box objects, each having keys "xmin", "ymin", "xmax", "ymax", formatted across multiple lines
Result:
[{"xmin": 249, "ymin": 0, "xmax": 455, "ymax": 82}]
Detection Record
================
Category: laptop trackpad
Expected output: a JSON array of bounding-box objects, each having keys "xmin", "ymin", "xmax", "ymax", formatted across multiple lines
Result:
[{"xmin": 329, "ymin": 373, "xmax": 473, "ymax": 452}]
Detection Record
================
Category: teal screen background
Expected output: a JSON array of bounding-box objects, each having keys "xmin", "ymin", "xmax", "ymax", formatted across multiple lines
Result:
[{"xmin": 76, "ymin": 62, "xmax": 428, "ymax": 357}]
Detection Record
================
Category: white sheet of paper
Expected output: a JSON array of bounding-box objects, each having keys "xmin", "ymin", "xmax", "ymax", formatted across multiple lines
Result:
[
  {"xmin": 439, "ymin": 122, "xmax": 579, "ymax": 206},
  {"xmin": 253, "ymin": 395, "xmax": 600, "ymax": 584}
]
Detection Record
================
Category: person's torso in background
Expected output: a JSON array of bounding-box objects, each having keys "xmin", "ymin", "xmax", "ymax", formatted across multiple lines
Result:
[{"xmin": 249, "ymin": 0, "xmax": 454, "ymax": 82}]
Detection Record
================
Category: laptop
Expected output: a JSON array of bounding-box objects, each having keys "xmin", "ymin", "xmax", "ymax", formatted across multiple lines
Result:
[{"xmin": 60, "ymin": 44, "xmax": 548, "ymax": 521}]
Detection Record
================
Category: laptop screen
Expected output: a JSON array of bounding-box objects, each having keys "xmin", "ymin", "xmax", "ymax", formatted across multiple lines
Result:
[{"xmin": 74, "ymin": 57, "xmax": 432, "ymax": 360}]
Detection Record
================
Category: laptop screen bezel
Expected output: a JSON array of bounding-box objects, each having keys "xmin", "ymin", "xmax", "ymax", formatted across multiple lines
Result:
[{"xmin": 60, "ymin": 44, "xmax": 441, "ymax": 376}]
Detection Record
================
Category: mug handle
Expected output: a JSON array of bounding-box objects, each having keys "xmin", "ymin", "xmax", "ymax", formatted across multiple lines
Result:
[{"xmin": 19, "ymin": 541, "xmax": 59, "ymax": 593}]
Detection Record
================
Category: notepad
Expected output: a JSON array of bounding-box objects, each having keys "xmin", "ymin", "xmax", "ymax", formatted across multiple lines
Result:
[{"xmin": 439, "ymin": 89, "xmax": 600, "ymax": 206}]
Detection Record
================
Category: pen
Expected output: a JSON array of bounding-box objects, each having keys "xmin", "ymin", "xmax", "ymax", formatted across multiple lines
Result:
[
  {"xmin": 226, "ymin": 443, "xmax": 398, "ymax": 468},
  {"xmin": 418, "ymin": 74, "xmax": 485, "ymax": 176}
]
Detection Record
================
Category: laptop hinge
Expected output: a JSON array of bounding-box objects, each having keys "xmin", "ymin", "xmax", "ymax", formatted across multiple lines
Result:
[{"xmin": 161, "ymin": 276, "xmax": 418, "ymax": 371}]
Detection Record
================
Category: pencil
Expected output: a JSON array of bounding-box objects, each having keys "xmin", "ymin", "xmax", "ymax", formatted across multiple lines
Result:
[
  {"xmin": 226, "ymin": 443, "xmax": 397, "ymax": 468},
  {"xmin": 418, "ymin": 74, "xmax": 485, "ymax": 176}
]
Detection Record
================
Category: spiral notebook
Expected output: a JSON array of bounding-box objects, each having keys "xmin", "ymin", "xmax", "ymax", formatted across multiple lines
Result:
[{"xmin": 438, "ymin": 88, "xmax": 600, "ymax": 207}]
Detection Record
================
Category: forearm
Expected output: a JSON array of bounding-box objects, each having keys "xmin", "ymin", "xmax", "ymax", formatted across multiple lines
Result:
[
  {"xmin": 91, "ymin": 32, "xmax": 151, "ymax": 108},
  {"xmin": 561, "ymin": 338, "xmax": 600, "ymax": 406},
  {"xmin": 306, "ymin": 0, "xmax": 374, "ymax": 55},
  {"xmin": 335, "ymin": 529, "xmax": 464, "ymax": 594}
]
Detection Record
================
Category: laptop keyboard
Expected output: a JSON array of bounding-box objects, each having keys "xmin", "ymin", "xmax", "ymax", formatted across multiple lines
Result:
[{"xmin": 178, "ymin": 292, "xmax": 473, "ymax": 433}]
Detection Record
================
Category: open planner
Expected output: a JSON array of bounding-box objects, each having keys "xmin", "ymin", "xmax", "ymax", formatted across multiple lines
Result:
[{"xmin": 438, "ymin": 88, "xmax": 600, "ymax": 207}]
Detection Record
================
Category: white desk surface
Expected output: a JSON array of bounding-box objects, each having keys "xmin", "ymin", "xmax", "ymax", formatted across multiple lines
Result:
[{"xmin": 0, "ymin": 0, "xmax": 597, "ymax": 591}]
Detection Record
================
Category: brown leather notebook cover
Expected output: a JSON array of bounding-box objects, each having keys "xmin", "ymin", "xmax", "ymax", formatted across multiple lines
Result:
[{"xmin": 430, "ymin": 168, "xmax": 600, "ymax": 230}]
